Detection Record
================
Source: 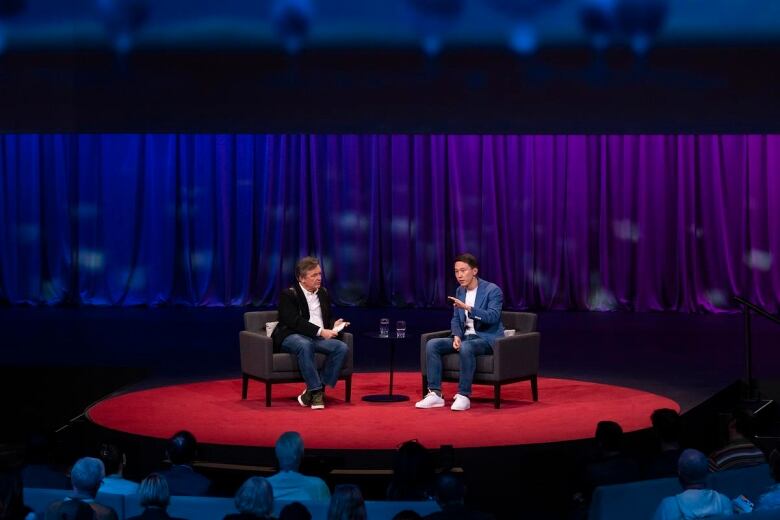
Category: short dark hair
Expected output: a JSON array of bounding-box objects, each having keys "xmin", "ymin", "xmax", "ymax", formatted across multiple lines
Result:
[
  {"xmin": 98, "ymin": 443, "xmax": 122, "ymax": 475},
  {"xmin": 732, "ymin": 408, "xmax": 756, "ymax": 438},
  {"xmin": 651, "ymin": 409, "xmax": 681, "ymax": 443},
  {"xmin": 453, "ymin": 253, "xmax": 478, "ymax": 269},
  {"xmin": 595, "ymin": 421, "xmax": 623, "ymax": 452},
  {"xmin": 167, "ymin": 431, "xmax": 197, "ymax": 465},
  {"xmin": 433, "ymin": 471, "xmax": 465, "ymax": 507},
  {"xmin": 279, "ymin": 501, "xmax": 312, "ymax": 520},
  {"xmin": 295, "ymin": 257, "xmax": 320, "ymax": 280}
]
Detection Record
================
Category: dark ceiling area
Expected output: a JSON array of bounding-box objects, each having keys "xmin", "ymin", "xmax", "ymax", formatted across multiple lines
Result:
[{"xmin": 1, "ymin": 0, "xmax": 778, "ymax": 133}]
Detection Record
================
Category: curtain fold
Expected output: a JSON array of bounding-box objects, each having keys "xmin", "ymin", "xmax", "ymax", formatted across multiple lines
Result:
[{"xmin": 1, "ymin": 134, "xmax": 778, "ymax": 312}]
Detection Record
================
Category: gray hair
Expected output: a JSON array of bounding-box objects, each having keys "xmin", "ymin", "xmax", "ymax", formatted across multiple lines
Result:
[
  {"xmin": 71, "ymin": 457, "xmax": 105, "ymax": 496},
  {"xmin": 138, "ymin": 473, "xmax": 170, "ymax": 508},
  {"xmin": 275, "ymin": 431, "xmax": 304, "ymax": 472},
  {"xmin": 678, "ymin": 449, "xmax": 709, "ymax": 487},
  {"xmin": 234, "ymin": 477, "xmax": 273, "ymax": 517}
]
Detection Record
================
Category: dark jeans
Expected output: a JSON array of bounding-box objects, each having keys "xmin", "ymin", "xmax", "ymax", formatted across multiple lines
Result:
[
  {"xmin": 425, "ymin": 334, "xmax": 492, "ymax": 396},
  {"xmin": 281, "ymin": 334, "xmax": 348, "ymax": 392}
]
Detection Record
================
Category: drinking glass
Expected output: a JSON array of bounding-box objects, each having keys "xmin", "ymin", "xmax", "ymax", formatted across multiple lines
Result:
[
  {"xmin": 379, "ymin": 318, "xmax": 390, "ymax": 337},
  {"xmin": 395, "ymin": 320, "xmax": 406, "ymax": 338}
]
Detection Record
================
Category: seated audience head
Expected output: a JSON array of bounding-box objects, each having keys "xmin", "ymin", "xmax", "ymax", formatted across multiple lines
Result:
[
  {"xmin": 70, "ymin": 457, "xmax": 105, "ymax": 497},
  {"xmin": 391, "ymin": 511, "xmax": 422, "ymax": 520},
  {"xmin": 97, "ymin": 443, "xmax": 124, "ymax": 476},
  {"xmin": 651, "ymin": 408, "xmax": 681, "ymax": 446},
  {"xmin": 234, "ymin": 477, "xmax": 274, "ymax": 518},
  {"xmin": 327, "ymin": 484, "xmax": 366, "ymax": 520},
  {"xmin": 49, "ymin": 499, "xmax": 97, "ymax": 520},
  {"xmin": 275, "ymin": 431, "xmax": 304, "ymax": 472},
  {"xmin": 730, "ymin": 407, "xmax": 756, "ymax": 439},
  {"xmin": 167, "ymin": 431, "xmax": 198, "ymax": 466},
  {"xmin": 279, "ymin": 501, "xmax": 312, "ymax": 520},
  {"xmin": 433, "ymin": 471, "xmax": 466, "ymax": 508},
  {"xmin": 769, "ymin": 449, "xmax": 780, "ymax": 483},
  {"xmin": 388, "ymin": 440, "xmax": 434, "ymax": 500},
  {"xmin": 138, "ymin": 473, "xmax": 171, "ymax": 509},
  {"xmin": 677, "ymin": 449, "xmax": 709, "ymax": 488},
  {"xmin": 0, "ymin": 467, "xmax": 25, "ymax": 520},
  {"xmin": 595, "ymin": 421, "xmax": 624, "ymax": 454}
]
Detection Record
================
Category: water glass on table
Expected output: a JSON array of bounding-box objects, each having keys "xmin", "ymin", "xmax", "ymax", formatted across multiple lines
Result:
[
  {"xmin": 395, "ymin": 320, "xmax": 406, "ymax": 338},
  {"xmin": 379, "ymin": 318, "xmax": 390, "ymax": 337}
]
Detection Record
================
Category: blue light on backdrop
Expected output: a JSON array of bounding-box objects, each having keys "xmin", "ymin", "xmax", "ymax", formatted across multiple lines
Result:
[{"xmin": 1, "ymin": 134, "xmax": 779, "ymax": 311}]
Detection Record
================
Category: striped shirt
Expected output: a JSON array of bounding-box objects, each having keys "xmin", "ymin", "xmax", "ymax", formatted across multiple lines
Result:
[{"xmin": 708, "ymin": 439, "xmax": 766, "ymax": 472}]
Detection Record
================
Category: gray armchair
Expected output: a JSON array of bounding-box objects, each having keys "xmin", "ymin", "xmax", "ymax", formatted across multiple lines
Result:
[
  {"xmin": 239, "ymin": 311, "xmax": 353, "ymax": 406},
  {"xmin": 420, "ymin": 311, "xmax": 540, "ymax": 408}
]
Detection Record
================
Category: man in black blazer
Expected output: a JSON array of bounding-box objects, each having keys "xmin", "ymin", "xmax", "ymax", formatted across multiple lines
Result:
[{"xmin": 272, "ymin": 256, "xmax": 349, "ymax": 410}]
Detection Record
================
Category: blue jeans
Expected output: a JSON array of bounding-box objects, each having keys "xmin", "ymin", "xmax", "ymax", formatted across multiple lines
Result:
[
  {"xmin": 281, "ymin": 334, "xmax": 349, "ymax": 392},
  {"xmin": 425, "ymin": 335, "xmax": 492, "ymax": 397}
]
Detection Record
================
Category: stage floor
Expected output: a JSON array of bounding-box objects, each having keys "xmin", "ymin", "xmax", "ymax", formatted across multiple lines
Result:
[{"xmin": 86, "ymin": 372, "xmax": 679, "ymax": 450}]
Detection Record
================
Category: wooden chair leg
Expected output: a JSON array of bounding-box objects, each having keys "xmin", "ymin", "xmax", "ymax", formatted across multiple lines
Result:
[
  {"xmin": 531, "ymin": 376, "xmax": 539, "ymax": 402},
  {"xmin": 265, "ymin": 381, "xmax": 272, "ymax": 407},
  {"xmin": 241, "ymin": 374, "xmax": 249, "ymax": 400},
  {"xmin": 345, "ymin": 375, "xmax": 352, "ymax": 403},
  {"xmin": 494, "ymin": 384, "xmax": 501, "ymax": 409}
]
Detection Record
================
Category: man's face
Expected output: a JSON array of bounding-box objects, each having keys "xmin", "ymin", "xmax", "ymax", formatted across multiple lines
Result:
[
  {"xmin": 454, "ymin": 261, "xmax": 478, "ymax": 288},
  {"xmin": 299, "ymin": 265, "xmax": 322, "ymax": 292}
]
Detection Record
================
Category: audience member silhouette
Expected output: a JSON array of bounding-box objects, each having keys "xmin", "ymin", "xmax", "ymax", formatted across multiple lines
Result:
[
  {"xmin": 327, "ymin": 484, "xmax": 366, "ymax": 520},
  {"xmin": 47, "ymin": 499, "xmax": 98, "ymax": 520},
  {"xmin": 708, "ymin": 408, "xmax": 766, "ymax": 472},
  {"xmin": 386, "ymin": 440, "xmax": 435, "ymax": 501},
  {"xmin": 97, "ymin": 444, "xmax": 138, "ymax": 496},
  {"xmin": 645, "ymin": 409, "xmax": 684, "ymax": 479},
  {"xmin": 224, "ymin": 477, "xmax": 276, "ymax": 520},
  {"xmin": 652, "ymin": 449, "xmax": 732, "ymax": 520},
  {"xmin": 423, "ymin": 472, "xmax": 493, "ymax": 520},
  {"xmin": 392, "ymin": 511, "xmax": 423, "ymax": 520},
  {"xmin": 581, "ymin": 421, "xmax": 641, "ymax": 497},
  {"xmin": 157, "ymin": 431, "xmax": 211, "ymax": 496},
  {"xmin": 756, "ymin": 449, "xmax": 780, "ymax": 511},
  {"xmin": 21, "ymin": 434, "xmax": 69, "ymax": 490},
  {"xmin": 45, "ymin": 457, "xmax": 118, "ymax": 520},
  {"xmin": 277, "ymin": 502, "xmax": 311, "ymax": 520},
  {"xmin": 126, "ymin": 473, "xmax": 184, "ymax": 520},
  {"xmin": 267, "ymin": 432, "xmax": 329, "ymax": 502},
  {"xmin": 0, "ymin": 466, "xmax": 33, "ymax": 520}
]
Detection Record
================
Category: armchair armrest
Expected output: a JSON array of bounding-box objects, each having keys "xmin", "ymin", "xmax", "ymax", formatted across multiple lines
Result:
[
  {"xmin": 341, "ymin": 332, "xmax": 354, "ymax": 371},
  {"xmin": 491, "ymin": 332, "xmax": 540, "ymax": 380},
  {"xmin": 420, "ymin": 330, "xmax": 451, "ymax": 374},
  {"xmin": 239, "ymin": 331, "xmax": 273, "ymax": 378}
]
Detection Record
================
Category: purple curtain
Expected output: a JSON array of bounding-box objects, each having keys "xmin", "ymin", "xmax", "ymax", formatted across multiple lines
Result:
[{"xmin": 1, "ymin": 134, "xmax": 778, "ymax": 311}]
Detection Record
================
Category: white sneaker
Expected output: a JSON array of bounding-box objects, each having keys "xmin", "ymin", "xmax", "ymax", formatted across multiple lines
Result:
[
  {"xmin": 415, "ymin": 391, "xmax": 445, "ymax": 409},
  {"xmin": 451, "ymin": 394, "xmax": 471, "ymax": 411}
]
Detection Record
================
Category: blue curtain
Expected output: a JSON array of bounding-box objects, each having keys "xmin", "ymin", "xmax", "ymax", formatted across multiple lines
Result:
[{"xmin": 1, "ymin": 134, "xmax": 779, "ymax": 311}]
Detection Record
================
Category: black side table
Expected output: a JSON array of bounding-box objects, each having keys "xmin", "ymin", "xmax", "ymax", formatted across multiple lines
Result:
[{"xmin": 362, "ymin": 331, "xmax": 410, "ymax": 402}]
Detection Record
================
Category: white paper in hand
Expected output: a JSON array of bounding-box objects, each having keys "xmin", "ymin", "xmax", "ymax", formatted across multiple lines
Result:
[{"xmin": 333, "ymin": 321, "xmax": 348, "ymax": 333}]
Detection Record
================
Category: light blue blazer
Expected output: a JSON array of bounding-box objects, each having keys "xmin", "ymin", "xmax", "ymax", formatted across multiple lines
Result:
[{"xmin": 450, "ymin": 278, "xmax": 505, "ymax": 347}]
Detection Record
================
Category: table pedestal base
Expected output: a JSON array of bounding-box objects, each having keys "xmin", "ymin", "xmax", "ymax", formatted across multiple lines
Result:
[{"xmin": 362, "ymin": 394, "xmax": 409, "ymax": 403}]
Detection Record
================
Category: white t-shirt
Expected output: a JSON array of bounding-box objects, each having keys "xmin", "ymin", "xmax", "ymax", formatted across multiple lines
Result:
[
  {"xmin": 267, "ymin": 470, "xmax": 331, "ymax": 501},
  {"xmin": 299, "ymin": 284, "xmax": 324, "ymax": 332},
  {"xmin": 464, "ymin": 286, "xmax": 478, "ymax": 335},
  {"xmin": 98, "ymin": 474, "xmax": 140, "ymax": 495}
]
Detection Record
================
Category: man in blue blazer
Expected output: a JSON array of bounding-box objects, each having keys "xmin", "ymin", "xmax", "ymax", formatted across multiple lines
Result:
[{"xmin": 416, "ymin": 253, "xmax": 504, "ymax": 411}]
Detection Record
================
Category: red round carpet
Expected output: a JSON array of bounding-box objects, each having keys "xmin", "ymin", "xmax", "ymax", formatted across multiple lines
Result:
[{"xmin": 87, "ymin": 372, "xmax": 679, "ymax": 450}]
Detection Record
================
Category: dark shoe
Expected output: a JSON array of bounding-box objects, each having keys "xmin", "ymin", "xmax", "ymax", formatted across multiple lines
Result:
[
  {"xmin": 297, "ymin": 388, "xmax": 313, "ymax": 407},
  {"xmin": 310, "ymin": 390, "xmax": 325, "ymax": 410}
]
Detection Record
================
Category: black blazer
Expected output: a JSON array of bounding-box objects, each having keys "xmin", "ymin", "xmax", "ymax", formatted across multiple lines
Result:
[{"xmin": 272, "ymin": 284, "xmax": 335, "ymax": 351}]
